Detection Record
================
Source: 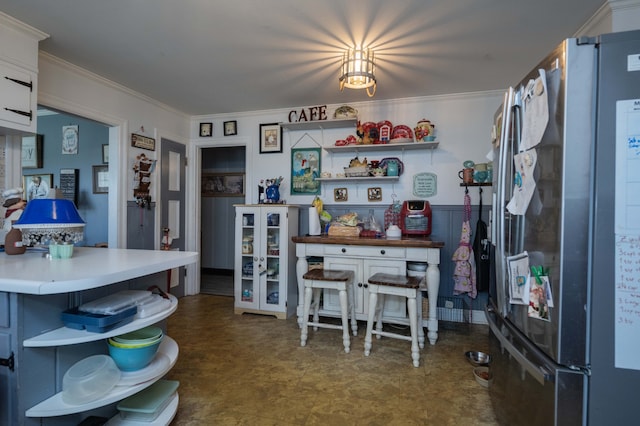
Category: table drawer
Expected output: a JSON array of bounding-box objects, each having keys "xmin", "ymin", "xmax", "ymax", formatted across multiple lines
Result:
[{"xmin": 323, "ymin": 245, "xmax": 405, "ymax": 259}]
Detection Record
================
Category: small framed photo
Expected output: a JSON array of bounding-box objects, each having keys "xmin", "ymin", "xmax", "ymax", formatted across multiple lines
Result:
[
  {"xmin": 367, "ymin": 187, "xmax": 382, "ymax": 202},
  {"xmin": 131, "ymin": 133, "xmax": 156, "ymax": 151},
  {"xmin": 334, "ymin": 187, "xmax": 348, "ymax": 202},
  {"xmin": 21, "ymin": 135, "xmax": 43, "ymax": 169},
  {"xmin": 259, "ymin": 123, "xmax": 282, "ymax": 154},
  {"xmin": 199, "ymin": 122, "xmax": 213, "ymax": 137},
  {"xmin": 102, "ymin": 144, "xmax": 109, "ymax": 164},
  {"xmin": 23, "ymin": 173, "xmax": 53, "ymax": 201},
  {"xmin": 93, "ymin": 165, "xmax": 109, "ymax": 194},
  {"xmin": 224, "ymin": 120, "xmax": 237, "ymax": 136}
]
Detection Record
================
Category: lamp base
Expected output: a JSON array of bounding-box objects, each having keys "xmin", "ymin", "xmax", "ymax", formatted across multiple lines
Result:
[{"xmin": 49, "ymin": 243, "xmax": 74, "ymax": 259}]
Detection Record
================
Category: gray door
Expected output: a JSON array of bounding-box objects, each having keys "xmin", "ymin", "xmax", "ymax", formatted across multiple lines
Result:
[{"xmin": 160, "ymin": 138, "xmax": 186, "ymax": 296}]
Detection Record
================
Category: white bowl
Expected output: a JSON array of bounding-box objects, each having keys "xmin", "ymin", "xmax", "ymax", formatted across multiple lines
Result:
[
  {"xmin": 62, "ymin": 354, "xmax": 121, "ymax": 405},
  {"xmin": 473, "ymin": 366, "xmax": 493, "ymax": 388}
]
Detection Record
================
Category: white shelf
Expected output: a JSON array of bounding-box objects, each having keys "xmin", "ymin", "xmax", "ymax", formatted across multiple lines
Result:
[
  {"xmin": 26, "ymin": 336, "xmax": 179, "ymax": 418},
  {"xmin": 281, "ymin": 118, "xmax": 357, "ymax": 131},
  {"xmin": 23, "ymin": 295, "xmax": 178, "ymax": 347},
  {"xmin": 323, "ymin": 141, "xmax": 439, "ymax": 153},
  {"xmin": 105, "ymin": 392, "xmax": 179, "ymax": 426},
  {"xmin": 315, "ymin": 176, "xmax": 400, "ymax": 183}
]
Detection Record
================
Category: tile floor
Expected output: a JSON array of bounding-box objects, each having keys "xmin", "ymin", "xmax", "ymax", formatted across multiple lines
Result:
[{"xmin": 166, "ymin": 294, "xmax": 498, "ymax": 425}]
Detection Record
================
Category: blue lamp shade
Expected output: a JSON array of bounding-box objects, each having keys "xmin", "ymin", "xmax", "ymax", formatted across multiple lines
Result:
[{"xmin": 13, "ymin": 199, "xmax": 85, "ymax": 246}]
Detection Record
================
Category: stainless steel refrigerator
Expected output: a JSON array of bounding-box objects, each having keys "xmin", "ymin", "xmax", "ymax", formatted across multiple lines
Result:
[{"xmin": 486, "ymin": 30, "xmax": 640, "ymax": 425}]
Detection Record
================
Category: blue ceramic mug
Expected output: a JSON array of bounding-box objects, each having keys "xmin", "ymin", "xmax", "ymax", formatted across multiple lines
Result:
[{"xmin": 474, "ymin": 170, "xmax": 488, "ymax": 183}]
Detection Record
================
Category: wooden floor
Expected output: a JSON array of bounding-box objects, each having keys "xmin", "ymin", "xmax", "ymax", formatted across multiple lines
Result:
[{"xmin": 166, "ymin": 294, "xmax": 498, "ymax": 425}]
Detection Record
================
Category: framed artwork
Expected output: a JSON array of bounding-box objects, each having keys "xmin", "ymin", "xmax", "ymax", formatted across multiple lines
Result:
[
  {"xmin": 59, "ymin": 168, "xmax": 79, "ymax": 205},
  {"xmin": 291, "ymin": 147, "xmax": 321, "ymax": 195},
  {"xmin": 102, "ymin": 144, "xmax": 109, "ymax": 164},
  {"xmin": 224, "ymin": 120, "xmax": 237, "ymax": 136},
  {"xmin": 131, "ymin": 133, "xmax": 156, "ymax": 151},
  {"xmin": 23, "ymin": 173, "xmax": 53, "ymax": 201},
  {"xmin": 199, "ymin": 122, "xmax": 213, "ymax": 137},
  {"xmin": 21, "ymin": 135, "xmax": 43, "ymax": 169},
  {"xmin": 334, "ymin": 187, "xmax": 348, "ymax": 202},
  {"xmin": 202, "ymin": 172, "xmax": 245, "ymax": 197},
  {"xmin": 259, "ymin": 123, "xmax": 282, "ymax": 154},
  {"xmin": 93, "ymin": 165, "xmax": 109, "ymax": 194},
  {"xmin": 367, "ymin": 187, "xmax": 382, "ymax": 202},
  {"xmin": 62, "ymin": 125, "xmax": 79, "ymax": 155}
]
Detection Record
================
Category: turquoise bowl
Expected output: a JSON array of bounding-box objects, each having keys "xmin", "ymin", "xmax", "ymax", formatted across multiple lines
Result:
[{"xmin": 107, "ymin": 338, "xmax": 162, "ymax": 371}]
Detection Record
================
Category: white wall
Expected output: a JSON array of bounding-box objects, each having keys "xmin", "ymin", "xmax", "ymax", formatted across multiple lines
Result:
[{"xmin": 191, "ymin": 92, "xmax": 504, "ymax": 208}]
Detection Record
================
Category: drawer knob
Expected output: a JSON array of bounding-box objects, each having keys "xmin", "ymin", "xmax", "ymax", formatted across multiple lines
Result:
[
  {"xmin": 341, "ymin": 248, "xmax": 346, "ymax": 253},
  {"xmin": 358, "ymin": 282, "xmax": 363, "ymax": 287},
  {"xmin": 380, "ymin": 250, "xmax": 385, "ymax": 255}
]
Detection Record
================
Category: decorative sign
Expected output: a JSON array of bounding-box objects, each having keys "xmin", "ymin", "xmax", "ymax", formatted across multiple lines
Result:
[
  {"xmin": 413, "ymin": 172, "xmax": 437, "ymax": 197},
  {"xmin": 59, "ymin": 168, "xmax": 79, "ymax": 205},
  {"xmin": 287, "ymin": 105, "xmax": 328, "ymax": 123},
  {"xmin": 131, "ymin": 133, "xmax": 156, "ymax": 151}
]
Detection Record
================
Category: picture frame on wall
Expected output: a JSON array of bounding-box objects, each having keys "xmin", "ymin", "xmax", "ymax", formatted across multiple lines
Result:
[
  {"xmin": 291, "ymin": 147, "xmax": 321, "ymax": 195},
  {"xmin": 367, "ymin": 187, "xmax": 382, "ymax": 202},
  {"xmin": 334, "ymin": 187, "xmax": 348, "ymax": 202},
  {"xmin": 199, "ymin": 122, "xmax": 213, "ymax": 137},
  {"xmin": 23, "ymin": 173, "xmax": 53, "ymax": 201},
  {"xmin": 259, "ymin": 123, "xmax": 282, "ymax": 154},
  {"xmin": 102, "ymin": 144, "xmax": 109, "ymax": 164},
  {"xmin": 93, "ymin": 165, "xmax": 109, "ymax": 194},
  {"xmin": 202, "ymin": 172, "xmax": 245, "ymax": 197},
  {"xmin": 21, "ymin": 135, "xmax": 43, "ymax": 169},
  {"xmin": 224, "ymin": 120, "xmax": 237, "ymax": 136}
]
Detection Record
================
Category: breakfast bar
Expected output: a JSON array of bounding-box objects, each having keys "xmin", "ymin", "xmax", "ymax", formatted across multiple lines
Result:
[{"xmin": 291, "ymin": 235, "xmax": 444, "ymax": 345}]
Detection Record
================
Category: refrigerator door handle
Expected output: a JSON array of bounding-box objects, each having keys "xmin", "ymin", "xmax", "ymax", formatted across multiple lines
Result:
[{"xmin": 485, "ymin": 305, "xmax": 554, "ymax": 385}]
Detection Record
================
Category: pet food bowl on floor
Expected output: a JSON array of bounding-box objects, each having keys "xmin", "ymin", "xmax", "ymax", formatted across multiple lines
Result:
[
  {"xmin": 474, "ymin": 366, "xmax": 493, "ymax": 388},
  {"xmin": 465, "ymin": 350, "xmax": 492, "ymax": 366}
]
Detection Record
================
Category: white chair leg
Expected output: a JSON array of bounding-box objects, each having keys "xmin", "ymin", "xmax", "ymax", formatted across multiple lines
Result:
[
  {"xmin": 407, "ymin": 294, "xmax": 420, "ymax": 367},
  {"xmin": 364, "ymin": 289, "xmax": 378, "ymax": 356},
  {"xmin": 375, "ymin": 294, "xmax": 384, "ymax": 340},
  {"xmin": 348, "ymin": 282, "xmax": 358, "ymax": 336},
  {"xmin": 300, "ymin": 286, "xmax": 313, "ymax": 347},
  {"xmin": 338, "ymin": 288, "xmax": 350, "ymax": 353}
]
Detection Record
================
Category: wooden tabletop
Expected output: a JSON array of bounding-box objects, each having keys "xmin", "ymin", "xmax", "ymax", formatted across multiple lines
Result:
[{"xmin": 291, "ymin": 234, "xmax": 444, "ymax": 248}]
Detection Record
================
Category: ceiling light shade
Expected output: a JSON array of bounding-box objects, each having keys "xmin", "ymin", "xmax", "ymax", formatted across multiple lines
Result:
[
  {"xmin": 13, "ymin": 199, "xmax": 85, "ymax": 253},
  {"xmin": 339, "ymin": 47, "xmax": 376, "ymax": 97}
]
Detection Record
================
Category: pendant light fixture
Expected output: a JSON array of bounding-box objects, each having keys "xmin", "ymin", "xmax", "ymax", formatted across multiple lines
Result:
[{"xmin": 339, "ymin": 47, "xmax": 376, "ymax": 97}]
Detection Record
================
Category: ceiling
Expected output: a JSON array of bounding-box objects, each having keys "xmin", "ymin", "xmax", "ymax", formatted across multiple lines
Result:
[{"xmin": 1, "ymin": 0, "xmax": 605, "ymax": 116}]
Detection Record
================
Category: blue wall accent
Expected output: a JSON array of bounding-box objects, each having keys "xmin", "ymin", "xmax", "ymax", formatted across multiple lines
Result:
[{"xmin": 35, "ymin": 112, "xmax": 109, "ymax": 246}]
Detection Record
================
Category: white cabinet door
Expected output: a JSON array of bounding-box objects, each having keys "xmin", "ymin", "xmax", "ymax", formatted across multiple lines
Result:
[
  {"xmin": 0, "ymin": 61, "xmax": 35, "ymax": 131},
  {"xmin": 322, "ymin": 257, "xmax": 407, "ymax": 319},
  {"xmin": 364, "ymin": 259, "xmax": 407, "ymax": 319},
  {"xmin": 234, "ymin": 206, "xmax": 298, "ymax": 319},
  {"xmin": 322, "ymin": 256, "xmax": 364, "ymax": 314}
]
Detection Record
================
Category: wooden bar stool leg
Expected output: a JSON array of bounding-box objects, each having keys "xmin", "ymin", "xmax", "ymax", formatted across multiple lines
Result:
[
  {"xmin": 312, "ymin": 288, "xmax": 321, "ymax": 331},
  {"xmin": 348, "ymin": 282, "xmax": 358, "ymax": 336},
  {"xmin": 364, "ymin": 286, "xmax": 378, "ymax": 356},
  {"xmin": 417, "ymin": 291, "xmax": 425, "ymax": 349},
  {"xmin": 407, "ymin": 292, "xmax": 420, "ymax": 368},
  {"xmin": 338, "ymin": 287, "xmax": 350, "ymax": 353},
  {"xmin": 375, "ymin": 294, "xmax": 385, "ymax": 339},
  {"xmin": 300, "ymin": 285, "xmax": 313, "ymax": 347}
]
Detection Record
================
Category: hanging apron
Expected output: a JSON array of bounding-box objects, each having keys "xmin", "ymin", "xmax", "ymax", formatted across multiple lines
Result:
[{"xmin": 452, "ymin": 191, "xmax": 477, "ymax": 299}]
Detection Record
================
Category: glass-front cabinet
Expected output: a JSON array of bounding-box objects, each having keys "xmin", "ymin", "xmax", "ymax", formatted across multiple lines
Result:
[{"xmin": 234, "ymin": 205, "xmax": 299, "ymax": 319}]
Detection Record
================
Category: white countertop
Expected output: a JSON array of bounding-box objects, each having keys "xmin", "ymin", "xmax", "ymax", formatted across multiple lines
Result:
[{"xmin": 0, "ymin": 247, "xmax": 199, "ymax": 295}]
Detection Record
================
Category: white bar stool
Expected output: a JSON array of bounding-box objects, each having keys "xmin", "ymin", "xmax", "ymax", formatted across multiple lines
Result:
[
  {"xmin": 300, "ymin": 269, "xmax": 357, "ymax": 353},
  {"xmin": 364, "ymin": 273, "xmax": 424, "ymax": 367}
]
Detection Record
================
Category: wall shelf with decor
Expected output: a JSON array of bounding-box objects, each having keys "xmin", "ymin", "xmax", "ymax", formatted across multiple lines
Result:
[
  {"xmin": 315, "ymin": 176, "xmax": 399, "ymax": 183},
  {"xmin": 281, "ymin": 118, "xmax": 357, "ymax": 131},
  {"xmin": 323, "ymin": 141, "xmax": 439, "ymax": 153}
]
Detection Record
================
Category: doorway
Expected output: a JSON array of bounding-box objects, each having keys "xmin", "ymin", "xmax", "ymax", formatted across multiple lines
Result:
[{"xmin": 200, "ymin": 145, "xmax": 246, "ymax": 296}]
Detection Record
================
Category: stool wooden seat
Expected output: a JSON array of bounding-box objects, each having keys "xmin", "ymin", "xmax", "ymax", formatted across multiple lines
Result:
[
  {"xmin": 301, "ymin": 269, "xmax": 357, "ymax": 353},
  {"xmin": 364, "ymin": 273, "xmax": 425, "ymax": 367}
]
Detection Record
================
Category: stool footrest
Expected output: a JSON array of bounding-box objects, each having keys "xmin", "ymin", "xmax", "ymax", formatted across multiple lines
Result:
[
  {"xmin": 307, "ymin": 322, "xmax": 344, "ymax": 331},
  {"xmin": 371, "ymin": 329, "xmax": 412, "ymax": 343}
]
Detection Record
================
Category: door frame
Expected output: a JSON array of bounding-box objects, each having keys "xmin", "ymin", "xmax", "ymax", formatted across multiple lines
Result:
[{"xmin": 185, "ymin": 136, "xmax": 251, "ymax": 295}]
